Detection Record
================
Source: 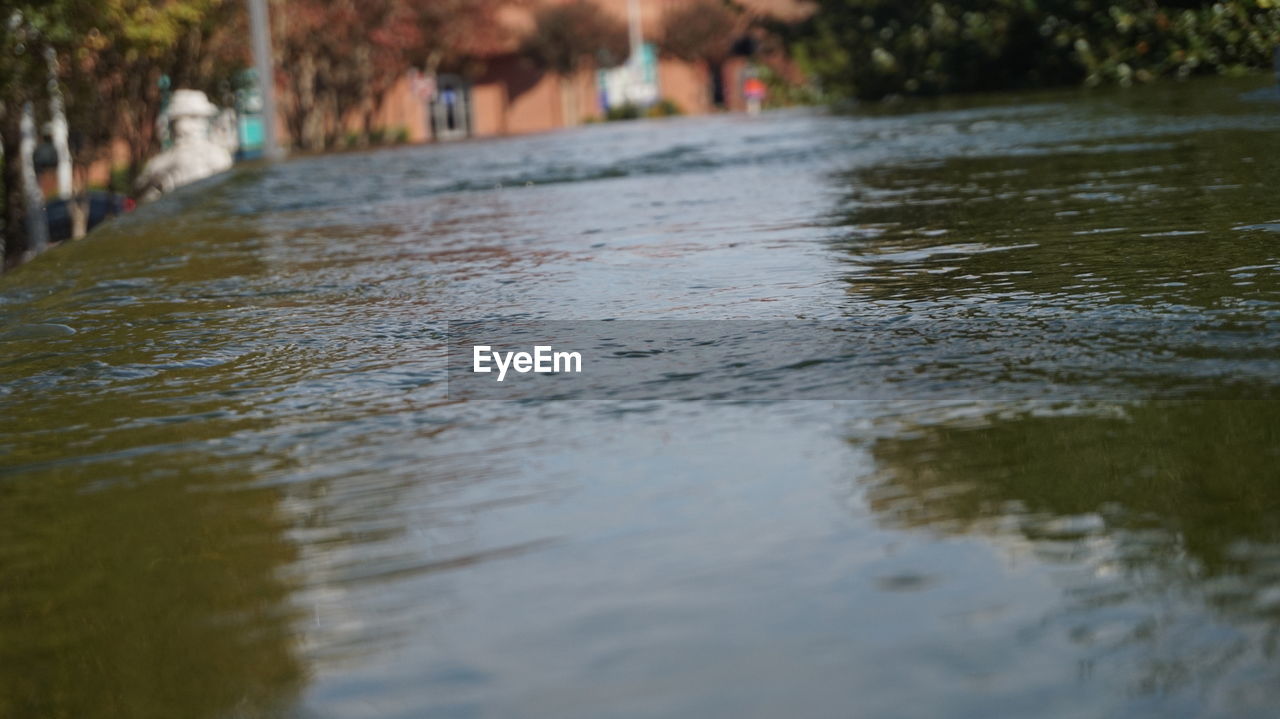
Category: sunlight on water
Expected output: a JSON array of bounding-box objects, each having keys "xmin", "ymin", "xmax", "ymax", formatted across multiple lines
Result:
[{"xmin": 2, "ymin": 78, "xmax": 1280, "ymax": 718}]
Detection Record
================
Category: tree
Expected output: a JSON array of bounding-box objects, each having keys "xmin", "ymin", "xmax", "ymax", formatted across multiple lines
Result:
[
  {"xmin": 2, "ymin": 0, "xmax": 241, "ymax": 264},
  {"xmin": 522, "ymin": 0, "xmax": 628, "ymax": 125},
  {"xmin": 790, "ymin": 1, "xmax": 1280, "ymax": 101},
  {"xmin": 522, "ymin": 0, "xmax": 629, "ymax": 76},
  {"xmin": 271, "ymin": 0, "xmax": 514, "ymax": 152},
  {"xmin": 409, "ymin": 0, "xmax": 518, "ymax": 75},
  {"xmin": 659, "ymin": 0, "xmax": 742, "ymax": 107},
  {"xmin": 1, "ymin": 1, "xmax": 92, "ymax": 263},
  {"xmin": 2, "ymin": 0, "xmax": 539, "ymax": 261},
  {"xmin": 63, "ymin": 0, "xmax": 241, "ymax": 181},
  {"xmin": 661, "ymin": 0, "xmax": 738, "ymax": 62}
]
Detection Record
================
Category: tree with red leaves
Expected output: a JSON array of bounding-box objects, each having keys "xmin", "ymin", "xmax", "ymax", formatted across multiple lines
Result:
[
  {"xmin": 522, "ymin": 1, "xmax": 629, "ymax": 76},
  {"xmin": 521, "ymin": 1, "xmax": 628, "ymax": 125},
  {"xmin": 659, "ymin": 0, "xmax": 743, "ymax": 108},
  {"xmin": 273, "ymin": 0, "xmax": 515, "ymax": 151}
]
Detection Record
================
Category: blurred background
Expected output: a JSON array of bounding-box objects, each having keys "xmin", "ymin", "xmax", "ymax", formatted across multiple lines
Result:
[{"xmin": 3, "ymin": 1, "xmax": 1279, "ymax": 264}]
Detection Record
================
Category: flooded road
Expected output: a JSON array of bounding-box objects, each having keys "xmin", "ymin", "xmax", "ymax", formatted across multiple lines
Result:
[{"xmin": 3, "ymin": 78, "xmax": 1280, "ymax": 718}]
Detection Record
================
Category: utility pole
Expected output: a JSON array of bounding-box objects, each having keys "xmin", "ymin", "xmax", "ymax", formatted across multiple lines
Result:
[
  {"xmin": 247, "ymin": 0, "xmax": 283, "ymax": 160},
  {"xmin": 627, "ymin": 0, "xmax": 643, "ymax": 62}
]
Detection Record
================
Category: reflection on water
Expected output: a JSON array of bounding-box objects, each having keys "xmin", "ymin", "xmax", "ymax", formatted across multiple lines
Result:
[
  {"xmin": 0, "ymin": 457, "xmax": 302, "ymax": 718},
  {"xmin": 2, "ymin": 77, "xmax": 1280, "ymax": 717},
  {"xmin": 833, "ymin": 132, "xmax": 1280, "ymax": 312},
  {"xmin": 863, "ymin": 400, "xmax": 1280, "ymax": 711}
]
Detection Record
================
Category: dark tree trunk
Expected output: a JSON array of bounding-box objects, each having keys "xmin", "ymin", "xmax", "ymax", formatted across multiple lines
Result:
[{"xmin": 2, "ymin": 110, "xmax": 29, "ymax": 266}]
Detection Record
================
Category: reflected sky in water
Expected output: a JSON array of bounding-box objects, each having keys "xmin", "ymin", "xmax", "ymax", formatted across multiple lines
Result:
[{"xmin": 2, "ymin": 77, "xmax": 1280, "ymax": 718}]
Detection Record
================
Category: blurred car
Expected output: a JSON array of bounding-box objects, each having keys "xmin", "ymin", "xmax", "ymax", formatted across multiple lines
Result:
[{"xmin": 44, "ymin": 192, "xmax": 135, "ymax": 243}]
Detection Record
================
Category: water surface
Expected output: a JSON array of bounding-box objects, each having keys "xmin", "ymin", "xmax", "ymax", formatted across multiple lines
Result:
[{"xmin": 2, "ymin": 78, "xmax": 1280, "ymax": 718}]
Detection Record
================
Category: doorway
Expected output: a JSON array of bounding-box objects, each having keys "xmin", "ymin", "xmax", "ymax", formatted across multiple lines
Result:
[{"xmin": 430, "ymin": 75, "xmax": 472, "ymax": 141}]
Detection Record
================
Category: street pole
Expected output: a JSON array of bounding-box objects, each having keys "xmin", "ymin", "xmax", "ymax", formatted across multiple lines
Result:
[
  {"xmin": 247, "ymin": 0, "xmax": 283, "ymax": 160},
  {"xmin": 627, "ymin": 0, "xmax": 642, "ymax": 62}
]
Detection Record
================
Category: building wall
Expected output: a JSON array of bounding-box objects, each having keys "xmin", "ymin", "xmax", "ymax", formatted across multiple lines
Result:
[
  {"xmin": 723, "ymin": 57, "xmax": 750, "ymax": 113},
  {"xmin": 366, "ymin": 55, "xmax": 748, "ymax": 143},
  {"xmin": 467, "ymin": 55, "xmax": 608, "ymax": 138},
  {"xmin": 657, "ymin": 58, "xmax": 712, "ymax": 116},
  {"xmin": 372, "ymin": 74, "xmax": 430, "ymax": 144},
  {"xmin": 501, "ymin": 70, "xmax": 562, "ymax": 136},
  {"xmin": 470, "ymin": 82, "xmax": 508, "ymax": 138},
  {"xmin": 359, "ymin": 0, "xmax": 810, "ymax": 142}
]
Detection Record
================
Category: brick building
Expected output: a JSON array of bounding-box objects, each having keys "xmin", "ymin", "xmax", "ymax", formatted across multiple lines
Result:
[{"xmin": 367, "ymin": 0, "xmax": 811, "ymax": 143}]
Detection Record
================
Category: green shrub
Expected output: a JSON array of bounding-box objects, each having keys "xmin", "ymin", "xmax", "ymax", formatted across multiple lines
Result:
[
  {"xmin": 645, "ymin": 99, "xmax": 683, "ymax": 117},
  {"xmin": 792, "ymin": 1, "xmax": 1280, "ymax": 100},
  {"xmin": 604, "ymin": 100, "xmax": 683, "ymax": 121},
  {"xmin": 605, "ymin": 103, "xmax": 643, "ymax": 121},
  {"xmin": 108, "ymin": 166, "xmax": 131, "ymax": 195}
]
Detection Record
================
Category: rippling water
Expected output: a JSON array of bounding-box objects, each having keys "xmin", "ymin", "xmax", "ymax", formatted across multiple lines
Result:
[{"xmin": 3, "ymin": 78, "xmax": 1280, "ymax": 718}]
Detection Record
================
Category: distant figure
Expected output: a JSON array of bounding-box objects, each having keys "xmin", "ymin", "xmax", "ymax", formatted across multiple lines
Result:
[
  {"xmin": 744, "ymin": 76, "xmax": 766, "ymax": 117},
  {"xmin": 136, "ymin": 90, "xmax": 233, "ymax": 201},
  {"xmin": 442, "ymin": 87, "xmax": 458, "ymax": 130}
]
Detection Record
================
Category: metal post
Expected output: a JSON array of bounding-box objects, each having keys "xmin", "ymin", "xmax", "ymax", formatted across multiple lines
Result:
[
  {"xmin": 627, "ymin": 0, "xmax": 643, "ymax": 62},
  {"xmin": 247, "ymin": 0, "xmax": 283, "ymax": 160}
]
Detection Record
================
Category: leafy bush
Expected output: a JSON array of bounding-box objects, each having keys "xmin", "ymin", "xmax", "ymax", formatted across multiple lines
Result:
[
  {"xmin": 108, "ymin": 166, "xmax": 132, "ymax": 195},
  {"xmin": 604, "ymin": 99, "xmax": 682, "ymax": 121},
  {"xmin": 792, "ymin": 1, "xmax": 1280, "ymax": 100},
  {"xmin": 605, "ymin": 104, "xmax": 643, "ymax": 121},
  {"xmin": 646, "ymin": 99, "xmax": 684, "ymax": 117}
]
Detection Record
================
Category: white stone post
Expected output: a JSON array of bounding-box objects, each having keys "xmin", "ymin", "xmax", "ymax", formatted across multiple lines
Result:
[{"xmin": 44, "ymin": 46, "xmax": 72, "ymax": 199}]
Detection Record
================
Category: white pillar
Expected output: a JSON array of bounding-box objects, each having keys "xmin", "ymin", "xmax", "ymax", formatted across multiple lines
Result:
[
  {"xmin": 628, "ymin": 0, "xmax": 643, "ymax": 61},
  {"xmin": 19, "ymin": 102, "xmax": 48, "ymax": 252},
  {"xmin": 247, "ymin": 0, "xmax": 283, "ymax": 160}
]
